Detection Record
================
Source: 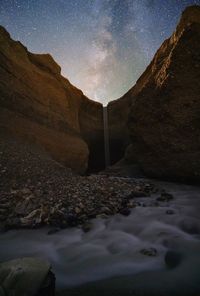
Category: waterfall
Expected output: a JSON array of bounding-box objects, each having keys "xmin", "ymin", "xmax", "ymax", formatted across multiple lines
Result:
[{"xmin": 103, "ymin": 106, "xmax": 110, "ymax": 168}]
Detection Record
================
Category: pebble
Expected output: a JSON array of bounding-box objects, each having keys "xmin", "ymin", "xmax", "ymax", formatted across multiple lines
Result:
[
  {"xmin": 0, "ymin": 134, "xmax": 161, "ymax": 230},
  {"xmin": 0, "ymin": 176, "xmax": 160, "ymax": 230}
]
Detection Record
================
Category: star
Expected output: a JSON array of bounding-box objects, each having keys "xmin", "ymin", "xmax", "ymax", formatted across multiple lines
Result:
[{"xmin": 0, "ymin": 0, "xmax": 199, "ymax": 105}]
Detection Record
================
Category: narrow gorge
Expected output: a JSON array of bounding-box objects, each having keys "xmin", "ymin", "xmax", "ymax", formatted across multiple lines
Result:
[
  {"xmin": 0, "ymin": 4, "xmax": 200, "ymax": 296},
  {"xmin": 1, "ymin": 6, "xmax": 200, "ymax": 180}
]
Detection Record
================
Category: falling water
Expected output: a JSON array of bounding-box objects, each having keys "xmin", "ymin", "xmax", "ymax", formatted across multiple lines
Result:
[{"xmin": 103, "ymin": 106, "xmax": 110, "ymax": 167}]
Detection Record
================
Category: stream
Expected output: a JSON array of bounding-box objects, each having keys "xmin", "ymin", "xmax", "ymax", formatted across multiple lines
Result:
[{"xmin": 0, "ymin": 179, "xmax": 200, "ymax": 295}]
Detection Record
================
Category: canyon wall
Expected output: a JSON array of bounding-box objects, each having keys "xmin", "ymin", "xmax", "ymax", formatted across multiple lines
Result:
[
  {"xmin": 107, "ymin": 96, "xmax": 131, "ymax": 165},
  {"xmin": 0, "ymin": 26, "xmax": 104, "ymax": 173},
  {"xmin": 1, "ymin": 4, "xmax": 200, "ymax": 180},
  {"xmin": 121, "ymin": 5, "xmax": 200, "ymax": 182}
]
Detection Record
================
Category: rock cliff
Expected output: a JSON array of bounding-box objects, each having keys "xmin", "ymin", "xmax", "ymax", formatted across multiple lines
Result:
[
  {"xmin": 0, "ymin": 26, "xmax": 104, "ymax": 173},
  {"xmin": 107, "ymin": 95, "xmax": 131, "ymax": 165},
  {"xmin": 1, "ymin": 5, "xmax": 200, "ymax": 179},
  {"xmin": 122, "ymin": 5, "xmax": 200, "ymax": 182}
]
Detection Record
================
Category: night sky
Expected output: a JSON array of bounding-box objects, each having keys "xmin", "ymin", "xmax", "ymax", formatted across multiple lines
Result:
[{"xmin": 0, "ymin": 0, "xmax": 200, "ymax": 104}]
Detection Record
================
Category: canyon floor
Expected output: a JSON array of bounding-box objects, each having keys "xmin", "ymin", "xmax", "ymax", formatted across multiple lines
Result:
[
  {"xmin": 0, "ymin": 129, "xmax": 159, "ymax": 231},
  {"xmin": 1, "ymin": 129, "xmax": 200, "ymax": 296}
]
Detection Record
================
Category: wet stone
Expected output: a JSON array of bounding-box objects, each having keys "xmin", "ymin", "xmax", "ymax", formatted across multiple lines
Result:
[
  {"xmin": 0, "ymin": 258, "xmax": 55, "ymax": 296},
  {"xmin": 47, "ymin": 228, "xmax": 60, "ymax": 235},
  {"xmin": 120, "ymin": 208, "xmax": 131, "ymax": 216},
  {"xmin": 165, "ymin": 251, "xmax": 182, "ymax": 269},
  {"xmin": 82, "ymin": 222, "xmax": 93, "ymax": 233},
  {"xmin": 129, "ymin": 190, "xmax": 150, "ymax": 198},
  {"xmin": 166, "ymin": 209, "xmax": 174, "ymax": 215},
  {"xmin": 140, "ymin": 248, "xmax": 158, "ymax": 257},
  {"xmin": 157, "ymin": 192, "xmax": 174, "ymax": 202}
]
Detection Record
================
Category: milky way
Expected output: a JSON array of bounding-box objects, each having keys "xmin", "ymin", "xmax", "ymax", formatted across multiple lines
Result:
[{"xmin": 0, "ymin": 0, "xmax": 199, "ymax": 104}]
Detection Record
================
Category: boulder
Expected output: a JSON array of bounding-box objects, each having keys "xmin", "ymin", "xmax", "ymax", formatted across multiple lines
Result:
[{"xmin": 0, "ymin": 257, "xmax": 55, "ymax": 296}]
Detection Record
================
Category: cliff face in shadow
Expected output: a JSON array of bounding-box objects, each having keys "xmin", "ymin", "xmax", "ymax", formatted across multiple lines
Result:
[
  {"xmin": 0, "ymin": 26, "xmax": 104, "ymax": 173},
  {"xmin": 79, "ymin": 99, "xmax": 105, "ymax": 172},
  {"xmin": 107, "ymin": 96, "xmax": 132, "ymax": 165},
  {"xmin": 120, "ymin": 5, "xmax": 200, "ymax": 182}
]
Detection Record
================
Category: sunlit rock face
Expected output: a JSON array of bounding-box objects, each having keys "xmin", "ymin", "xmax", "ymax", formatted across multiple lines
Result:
[
  {"xmin": 0, "ymin": 26, "xmax": 104, "ymax": 173},
  {"xmin": 121, "ymin": 5, "xmax": 200, "ymax": 182}
]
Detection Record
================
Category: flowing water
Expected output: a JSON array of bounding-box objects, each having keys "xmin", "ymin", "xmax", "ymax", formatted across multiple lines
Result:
[
  {"xmin": 103, "ymin": 106, "xmax": 110, "ymax": 167},
  {"xmin": 0, "ymin": 178, "xmax": 200, "ymax": 295}
]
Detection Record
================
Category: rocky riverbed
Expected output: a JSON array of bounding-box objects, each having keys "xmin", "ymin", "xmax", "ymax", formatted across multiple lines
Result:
[
  {"xmin": 1, "ymin": 180, "xmax": 200, "ymax": 296},
  {"xmin": 0, "ymin": 173, "xmax": 162, "ymax": 231},
  {"xmin": 0, "ymin": 130, "xmax": 165, "ymax": 232},
  {"xmin": 1, "ymin": 132, "xmax": 200, "ymax": 296},
  {"xmin": 1, "ymin": 166, "xmax": 162, "ymax": 231}
]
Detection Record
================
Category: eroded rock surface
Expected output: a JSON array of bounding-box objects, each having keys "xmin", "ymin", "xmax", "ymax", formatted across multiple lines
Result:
[
  {"xmin": 123, "ymin": 5, "xmax": 200, "ymax": 182},
  {"xmin": 0, "ymin": 26, "xmax": 104, "ymax": 173}
]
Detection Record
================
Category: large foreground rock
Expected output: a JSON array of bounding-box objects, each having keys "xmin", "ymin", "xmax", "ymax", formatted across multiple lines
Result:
[
  {"xmin": 0, "ymin": 257, "xmax": 55, "ymax": 296},
  {"xmin": 0, "ymin": 26, "xmax": 104, "ymax": 173},
  {"xmin": 123, "ymin": 5, "xmax": 200, "ymax": 182}
]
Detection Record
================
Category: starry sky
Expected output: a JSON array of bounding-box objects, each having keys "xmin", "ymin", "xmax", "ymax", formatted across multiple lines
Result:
[{"xmin": 0, "ymin": 0, "xmax": 200, "ymax": 104}]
